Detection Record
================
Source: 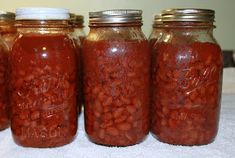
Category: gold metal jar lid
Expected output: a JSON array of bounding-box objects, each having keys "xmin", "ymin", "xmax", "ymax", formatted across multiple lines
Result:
[
  {"xmin": 89, "ymin": 9, "xmax": 142, "ymax": 25},
  {"xmin": 161, "ymin": 8, "xmax": 215, "ymax": 22},
  {"xmin": 69, "ymin": 13, "xmax": 84, "ymax": 25},
  {"xmin": 0, "ymin": 11, "xmax": 15, "ymax": 20}
]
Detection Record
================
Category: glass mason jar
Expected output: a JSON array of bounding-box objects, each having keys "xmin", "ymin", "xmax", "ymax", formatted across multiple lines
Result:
[
  {"xmin": 10, "ymin": 8, "xmax": 78, "ymax": 148},
  {"xmin": 83, "ymin": 10, "xmax": 150, "ymax": 146},
  {"xmin": 69, "ymin": 13, "xmax": 86, "ymax": 114},
  {"xmin": 0, "ymin": 11, "xmax": 16, "ymax": 50},
  {"xmin": 151, "ymin": 9, "xmax": 223, "ymax": 146},
  {"xmin": 69, "ymin": 13, "xmax": 86, "ymax": 46}
]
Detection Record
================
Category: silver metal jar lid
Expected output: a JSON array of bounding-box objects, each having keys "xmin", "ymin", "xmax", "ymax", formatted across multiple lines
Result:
[
  {"xmin": 89, "ymin": 9, "xmax": 142, "ymax": 25},
  {"xmin": 161, "ymin": 8, "xmax": 215, "ymax": 22},
  {"xmin": 0, "ymin": 11, "xmax": 15, "ymax": 20}
]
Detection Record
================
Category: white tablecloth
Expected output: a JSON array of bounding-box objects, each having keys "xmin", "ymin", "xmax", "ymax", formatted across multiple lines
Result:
[{"xmin": 0, "ymin": 93, "xmax": 234, "ymax": 158}]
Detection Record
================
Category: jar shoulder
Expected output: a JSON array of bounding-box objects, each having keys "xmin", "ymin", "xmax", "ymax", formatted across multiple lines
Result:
[
  {"xmin": 86, "ymin": 27, "xmax": 147, "ymax": 41},
  {"xmin": 159, "ymin": 29, "xmax": 219, "ymax": 46}
]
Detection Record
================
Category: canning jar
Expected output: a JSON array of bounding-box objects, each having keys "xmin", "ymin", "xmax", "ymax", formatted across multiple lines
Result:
[
  {"xmin": 151, "ymin": 8, "xmax": 223, "ymax": 146},
  {"xmin": 83, "ymin": 10, "xmax": 150, "ymax": 146},
  {"xmin": 69, "ymin": 13, "xmax": 86, "ymax": 114},
  {"xmin": 70, "ymin": 13, "xmax": 86, "ymax": 46},
  {"xmin": 0, "ymin": 11, "xmax": 16, "ymax": 50},
  {"xmin": 10, "ymin": 8, "xmax": 78, "ymax": 148}
]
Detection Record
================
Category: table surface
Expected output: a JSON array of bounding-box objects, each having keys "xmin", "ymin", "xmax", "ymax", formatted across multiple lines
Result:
[{"xmin": 0, "ymin": 93, "xmax": 234, "ymax": 158}]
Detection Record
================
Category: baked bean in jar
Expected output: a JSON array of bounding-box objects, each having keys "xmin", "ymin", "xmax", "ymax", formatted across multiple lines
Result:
[
  {"xmin": 151, "ymin": 9, "xmax": 223, "ymax": 146},
  {"xmin": 10, "ymin": 8, "xmax": 78, "ymax": 148},
  {"xmin": 83, "ymin": 10, "xmax": 150, "ymax": 146}
]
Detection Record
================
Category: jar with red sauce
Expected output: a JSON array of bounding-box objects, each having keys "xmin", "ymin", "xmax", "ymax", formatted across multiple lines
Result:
[
  {"xmin": 151, "ymin": 8, "xmax": 223, "ymax": 146},
  {"xmin": 10, "ymin": 8, "xmax": 78, "ymax": 148},
  {"xmin": 0, "ymin": 11, "xmax": 16, "ymax": 50},
  {"xmin": 69, "ymin": 13, "xmax": 86, "ymax": 114},
  {"xmin": 83, "ymin": 9, "xmax": 150, "ymax": 146}
]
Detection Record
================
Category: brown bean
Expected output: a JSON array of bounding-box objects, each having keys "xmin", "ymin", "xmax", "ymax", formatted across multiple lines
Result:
[
  {"xmin": 31, "ymin": 111, "xmax": 40, "ymax": 120},
  {"xmin": 106, "ymin": 127, "xmax": 119, "ymax": 136},
  {"xmin": 117, "ymin": 123, "xmax": 131, "ymax": 131}
]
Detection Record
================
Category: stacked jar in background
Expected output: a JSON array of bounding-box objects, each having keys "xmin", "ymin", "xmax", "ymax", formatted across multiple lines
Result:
[
  {"xmin": 0, "ymin": 7, "xmax": 223, "ymax": 148},
  {"xmin": 0, "ymin": 11, "xmax": 16, "ymax": 50},
  {"xmin": 0, "ymin": 11, "xmax": 16, "ymax": 130},
  {"xmin": 149, "ymin": 14, "xmax": 164, "ymax": 48},
  {"xmin": 150, "ymin": 9, "xmax": 223, "ymax": 146},
  {"xmin": 69, "ymin": 13, "xmax": 86, "ymax": 114}
]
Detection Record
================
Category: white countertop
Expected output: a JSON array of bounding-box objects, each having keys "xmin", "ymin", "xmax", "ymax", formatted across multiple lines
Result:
[
  {"xmin": 0, "ymin": 68, "xmax": 234, "ymax": 158},
  {"xmin": 0, "ymin": 93, "xmax": 234, "ymax": 158}
]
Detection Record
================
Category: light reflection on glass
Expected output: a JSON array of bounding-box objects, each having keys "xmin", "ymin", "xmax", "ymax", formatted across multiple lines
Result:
[
  {"xmin": 111, "ymin": 47, "xmax": 117, "ymax": 53},
  {"xmin": 42, "ymin": 47, "xmax": 47, "ymax": 58},
  {"xmin": 163, "ymin": 35, "xmax": 171, "ymax": 42}
]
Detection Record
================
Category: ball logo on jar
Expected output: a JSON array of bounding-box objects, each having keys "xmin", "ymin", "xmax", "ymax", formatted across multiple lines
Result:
[{"xmin": 179, "ymin": 65, "xmax": 219, "ymax": 91}]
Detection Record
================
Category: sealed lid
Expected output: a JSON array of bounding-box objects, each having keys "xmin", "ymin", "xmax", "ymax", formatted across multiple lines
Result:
[
  {"xmin": 161, "ymin": 8, "xmax": 215, "ymax": 22},
  {"xmin": 70, "ymin": 13, "xmax": 84, "ymax": 25},
  {"xmin": 0, "ymin": 11, "xmax": 15, "ymax": 20},
  {"xmin": 15, "ymin": 8, "xmax": 70, "ymax": 20},
  {"xmin": 89, "ymin": 9, "xmax": 142, "ymax": 25}
]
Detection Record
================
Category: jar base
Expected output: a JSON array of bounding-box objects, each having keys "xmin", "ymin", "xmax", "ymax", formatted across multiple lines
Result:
[
  {"xmin": 0, "ymin": 124, "xmax": 10, "ymax": 131},
  {"xmin": 86, "ymin": 134, "xmax": 148, "ymax": 147},
  {"xmin": 12, "ymin": 135, "xmax": 77, "ymax": 148},
  {"xmin": 151, "ymin": 132, "xmax": 216, "ymax": 146}
]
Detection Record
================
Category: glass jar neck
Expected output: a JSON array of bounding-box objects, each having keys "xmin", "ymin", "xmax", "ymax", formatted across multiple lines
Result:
[
  {"xmin": 15, "ymin": 20, "xmax": 70, "ymax": 34},
  {"xmin": 152, "ymin": 23, "xmax": 164, "ymax": 29},
  {"xmin": 0, "ymin": 20, "xmax": 16, "ymax": 34},
  {"xmin": 87, "ymin": 25, "xmax": 145, "ymax": 41},
  {"xmin": 89, "ymin": 22, "xmax": 142, "ymax": 27}
]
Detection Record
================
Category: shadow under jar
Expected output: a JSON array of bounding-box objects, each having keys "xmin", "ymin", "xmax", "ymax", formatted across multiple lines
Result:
[
  {"xmin": 151, "ymin": 8, "xmax": 223, "ymax": 146},
  {"xmin": 83, "ymin": 9, "xmax": 150, "ymax": 146},
  {"xmin": 10, "ymin": 8, "xmax": 78, "ymax": 148}
]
